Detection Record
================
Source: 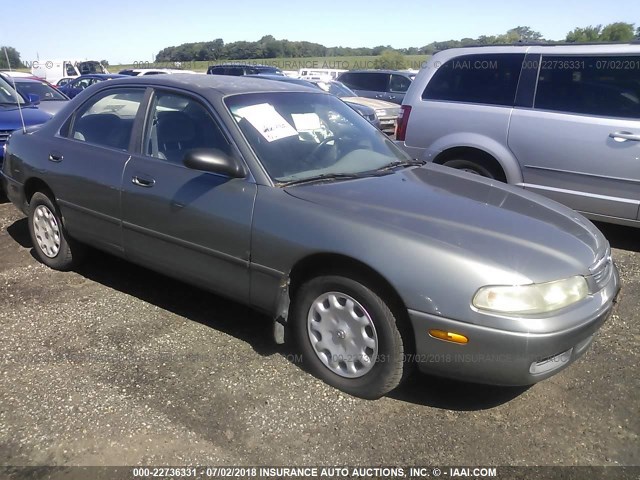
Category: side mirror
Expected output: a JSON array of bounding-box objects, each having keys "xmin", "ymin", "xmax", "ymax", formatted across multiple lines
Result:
[
  {"xmin": 27, "ymin": 93, "xmax": 40, "ymax": 105},
  {"xmin": 183, "ymin": 148, "xmax": 246, "ymax": 178}
]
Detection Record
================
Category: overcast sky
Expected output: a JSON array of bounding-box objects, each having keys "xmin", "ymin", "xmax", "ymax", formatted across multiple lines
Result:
[{"xmin": 4, "ymin": 0, "xmax": 639, "ymax": 64}]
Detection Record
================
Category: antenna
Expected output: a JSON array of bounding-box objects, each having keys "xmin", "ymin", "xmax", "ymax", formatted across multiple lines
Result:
[{"xmin": 2, "ymin": 47, "xmax": 27, "ymax": 134}]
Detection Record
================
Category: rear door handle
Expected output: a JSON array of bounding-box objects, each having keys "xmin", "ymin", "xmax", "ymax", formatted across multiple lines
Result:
[
  {"xmin": 609, "ymin": 131, "xmax": 640, "ymax": 142},
  {"xmin": 132, "ymin": 176, "xmax": 155, "ymax": 187},
  {"xmin": 48, "ymin": 152, "xmax": 63, "ymax": 162}
]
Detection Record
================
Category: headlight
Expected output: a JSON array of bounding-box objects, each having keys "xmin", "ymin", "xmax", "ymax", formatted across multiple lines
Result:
[{"xmin": 473, "ymin": 276, "xmax": 588, "ymax": 314}]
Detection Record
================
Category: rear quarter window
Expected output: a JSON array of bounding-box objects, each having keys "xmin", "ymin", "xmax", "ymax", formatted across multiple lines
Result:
[{"xmin": 422, "ymin": 53, "xmax": 524, "ymax": 106}]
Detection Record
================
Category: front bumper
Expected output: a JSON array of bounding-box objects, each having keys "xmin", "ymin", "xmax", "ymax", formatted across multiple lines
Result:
[{"xmin": 408, "ymin": 265, "xmax": 620, "ymax": 386}]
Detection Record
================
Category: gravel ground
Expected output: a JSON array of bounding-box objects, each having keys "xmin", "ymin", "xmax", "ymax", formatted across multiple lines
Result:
[{"xmin": 0, "ymin": 197, "xmax": 638, "ymax": 469}]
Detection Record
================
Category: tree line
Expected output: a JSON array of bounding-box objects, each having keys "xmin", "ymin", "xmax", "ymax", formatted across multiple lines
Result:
[
  {"xmin": 2, "ymin": 23, "xmax": 638, "ymax": 68},
  {"xmin": 154, "ymin": 24, "xmax": 638, "ymax": 63}
]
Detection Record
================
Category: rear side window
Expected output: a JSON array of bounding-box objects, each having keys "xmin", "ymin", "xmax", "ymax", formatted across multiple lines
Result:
[
  {"xmin": 535, "ymin": 55, "xmax": 640, "ymax": 119},
  {"xmin": 340, "ymin": 72, "xmax": 389, "ymax": 91},
  {"xmin": 422, "ymin": 54, "xmax": 524, "ymax": 106},
  {"xmin": 69, "ymin": 88, "xmax": 145, "ymax": 150}
]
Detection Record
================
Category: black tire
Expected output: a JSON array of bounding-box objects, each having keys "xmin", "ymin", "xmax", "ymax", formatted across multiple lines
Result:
[
  {"xmin": 28, "ymin": 191, "xmax": 84, "ymax": 271},
  {"xmin": 292, "ymin": 275, "xmax": 408, "ymax": 399},
  {"xmin": 443, "ymin": 158, "xmax": 502, "ymax": 180}
]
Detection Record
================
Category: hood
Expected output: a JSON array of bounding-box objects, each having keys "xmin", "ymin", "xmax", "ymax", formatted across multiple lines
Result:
[
  {"xmin": 284, "ymin": 163, "xmax": 606, "ymax": 283},
  {"xmin": 341, "ymin": 96, "xmax": 400, "ymax": 112},
  {"xmin": 33, "ymin": 100, "xmax": 69, "ymax": 117},
  {"xmin": 0, "ymin": 105, "xmax": 52, "ymax": 130}
]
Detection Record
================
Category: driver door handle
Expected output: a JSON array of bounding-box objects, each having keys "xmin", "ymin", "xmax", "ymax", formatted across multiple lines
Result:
[
  {"xmin": 609, "ymin": 131, "xmax": 640, "ymax": 142},
  {"xmin": 132, "ymin": 176, "xmax": 155, "ymax": 187}
]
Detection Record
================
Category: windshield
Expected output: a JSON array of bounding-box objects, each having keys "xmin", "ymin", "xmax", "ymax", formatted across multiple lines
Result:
[
  {"xmin": 0, "ymin": 77, "xmax": 26, "ymax": 105},
  {"xmin": 226, "ymin": 92, "xmax": 409, "ymax": 183},
  {"xmin": 315, "ymin": 81, "xmax": 357, "ymax": 98},
  {"xmin": 16, "ymin": 81, "xmax": 67, "ymax": 101}
]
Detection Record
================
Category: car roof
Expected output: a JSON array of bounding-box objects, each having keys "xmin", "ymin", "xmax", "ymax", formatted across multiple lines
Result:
[
  {"xmin": 432, "ymin": 43, "xmax": 640, "ymax": 57},
  {"xmin": 76, "ymin": 74, "xmax": 128, "ymax": 79},
  {"xmin": 103, "ymin": 73, "xmax": 327, "ymax": 96}
]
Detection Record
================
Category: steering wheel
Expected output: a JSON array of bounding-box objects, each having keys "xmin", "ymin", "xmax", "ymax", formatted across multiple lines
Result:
[{"xmin": 307, "ymin": 136, "xmax": 336, "ymax": 166}]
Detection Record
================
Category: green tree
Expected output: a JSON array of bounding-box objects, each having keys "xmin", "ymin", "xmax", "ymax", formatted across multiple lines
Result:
[
  {"xmin": 0, "ymin": 46, "xmax": 24, "ymax": 69},
  {"xmin": 599, "ymin": 22, "xmax": 635, "ymax": 41},
  {"xmin": 373, "ymin": 50, "xmax": 406, "ymax": 69}
]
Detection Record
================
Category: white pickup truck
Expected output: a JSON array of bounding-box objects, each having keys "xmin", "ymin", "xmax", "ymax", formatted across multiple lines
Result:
[{"xmin": 31, "ymin": 60, "xmax": 109, "ymax": 84}]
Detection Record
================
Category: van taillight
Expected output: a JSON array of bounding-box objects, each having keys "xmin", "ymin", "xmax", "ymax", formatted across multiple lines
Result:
[{"xmin": 395, "ymin": 105, "xmax": 411, "ymax": 141}]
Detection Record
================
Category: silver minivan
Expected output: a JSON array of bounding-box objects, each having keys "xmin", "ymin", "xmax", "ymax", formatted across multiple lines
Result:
[{"xmin": 396, "ymin": 43, "xmax": 640, "ymax": 227}]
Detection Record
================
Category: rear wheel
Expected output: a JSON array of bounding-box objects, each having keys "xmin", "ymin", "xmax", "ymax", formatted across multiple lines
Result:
[
  {"xmin": 292, "ymin": 275, "xmax": 408, "ymax": 399},
  {"xmin": 28, "ymin": 192, "xmax": 84, "ymax": 271}
]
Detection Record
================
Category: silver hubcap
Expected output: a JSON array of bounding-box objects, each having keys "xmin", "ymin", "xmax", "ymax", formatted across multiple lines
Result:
[
  {"xmin": 32, "ymin": 205, "xmax": 61, "ymax": 258},
  {"xmin": 307, "ymin": 291, "xmax": 378, "ymax": 378}
]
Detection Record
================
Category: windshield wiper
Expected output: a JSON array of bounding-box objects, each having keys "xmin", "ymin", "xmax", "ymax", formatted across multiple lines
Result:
[
  {"xmin": 375, "ymin": 158, "xmax": 426, "ymax": 172},
  {"xmin": 278, "ymin": 172, "xmax": 368, "ymax": 187}
]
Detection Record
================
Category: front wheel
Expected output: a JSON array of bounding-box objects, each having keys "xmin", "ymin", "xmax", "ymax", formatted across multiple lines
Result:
[
  {"xmin": 292, "ymin": 275, "xmax": 409, "ymax": 399},
  {"xmin": 443, "ymin": 158, "xmax": 502, "ymax": 180},
  {"xmin": 28, "ymin": 191, "xmax": 84, "ymax": 271}
]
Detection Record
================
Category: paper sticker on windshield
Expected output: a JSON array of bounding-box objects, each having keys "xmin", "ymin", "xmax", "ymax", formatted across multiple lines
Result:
[
  {"xmin": 291, "ymin": 113, "xmax": 321, "ymax": 131},
  {"xmin": 236, "ymin": 103, "xmax": 298, "ymax": 142}
]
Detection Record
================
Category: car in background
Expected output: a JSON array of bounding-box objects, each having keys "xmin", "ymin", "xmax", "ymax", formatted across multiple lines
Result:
[
  {"xmin": 0, "ymin": 76, "xmax": 52, "ymax": 179},
  {"xmin": 0, "ymin": 74, "xmax": 620, "ymax": 399},
  {"xmin": 338, "ymin": 70, "xmax": 415, "ymax": 104},
  {"xmin": 7, "ymin": 78, "xmax": 69, "ymax": 116},
  {"xmin": 0, "ymin": 71, "xmax": 39, "ymax": 80},
  {"xmin": 118, "ymin": 68, "xmax": 197, "ymax": 76},
  {"xmin": 312, "ymin": 80, "xmax": 400, "ymax": 135},
  {"xmin": 207, "ymin": 64, "xmax": 283, "ymax": 76},
  {"xmin": 246, "ymin": 74, "xmax": 381, "ymax": 129},
  {"xmin": 397, "ymin": 43, "xmax": 640, "ymax": 227},
  {"xmin": 57, "ymin": 74, "xmax": 127, "ymax": 99}
]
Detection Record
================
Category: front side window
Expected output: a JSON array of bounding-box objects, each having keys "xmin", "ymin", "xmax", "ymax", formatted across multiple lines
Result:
[
  {"xmin": 69, "ymin": 88, "xmax": 145, "ymax": 150},
  {"xmin": 422, "ymin": 54, "xmax": 524, "ymax": 106},
  {"xmin": 145, "ymin": 91, "xmax": 230, "ymax": 163},
  {"xmin": 535, "ymin": 55, "xmax": 640, "ymax": 119},
  {"xmin": 226, "ymin": 92, "xmax": 407, "ymax": 183}
]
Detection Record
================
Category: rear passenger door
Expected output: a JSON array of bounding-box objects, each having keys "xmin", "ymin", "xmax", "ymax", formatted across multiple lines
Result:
[
  {"xmin": 47, "ymin": 87, "xmax": 147, "ymax": 255},
  {"xmin": 121, "ymin": 89, "xmax": 256, "ymax": 302},
  {"xmin": 509, "ymin": 54, "xmax": 640, "ymax": 222}
]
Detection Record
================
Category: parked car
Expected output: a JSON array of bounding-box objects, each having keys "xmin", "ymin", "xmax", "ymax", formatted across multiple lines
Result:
[
  {"xmin": 0, "ymin": 76, "xmax": 52, "ymax": 186},
  {"xmin": 338, "ymin": 70, "xmax": 415, "ymax": 104},
  {"xmin": 7, "ymin": 77, "xmax": 69, "ymax": 116},
  {"xmin": 118, "ymin": 68, "xmax": 197, "ymax": 76},
  {"xmin": 397, "ymin": 43, "xmax": 640, "ymax": 228},
  {"xmin": 1, "ymin": 74, "xmax": 619, "ymax": 398},
  {"xmin": 57, "ymin": 74, "xmax": 127, "ymax": 98},
  {"xmin": 246, "ymin": 74, "xmax": 381, "ymax": 129},
  {"xmin": 311, "ymin": 80, "xmax": 400, "ymax": 135},
  {"xmin": 207, "ymin": 64, "xmax": 283, "ymax": 76}
]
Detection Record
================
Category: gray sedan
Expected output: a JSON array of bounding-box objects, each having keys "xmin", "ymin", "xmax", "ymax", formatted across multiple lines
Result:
[{"xmin": 0, "ymin": 74, "xmax": 620, "ymax": 399}]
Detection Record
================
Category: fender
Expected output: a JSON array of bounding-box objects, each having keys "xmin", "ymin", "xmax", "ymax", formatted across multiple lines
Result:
[{"xmin": 428, "ymin": 132, "xmax": 524, "ymax": 185}]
